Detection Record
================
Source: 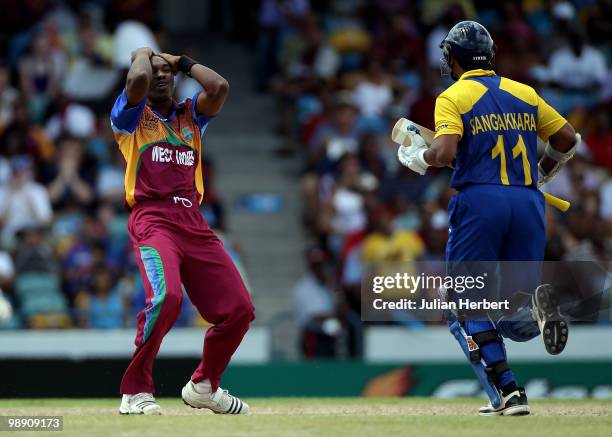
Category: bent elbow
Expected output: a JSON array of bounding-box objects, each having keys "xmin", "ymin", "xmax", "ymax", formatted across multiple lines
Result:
[
  {"xmin": 127, "ymin": 70, "xmax": 150, "ymax": 88},
  {"xmin": 550, "ymin": 123, "xmax": 577, "ymax": 153},
  {"xmin": 219, "ymin": 78, "xmax": 229, "ymax": 94},
  {"xmin": 208, "ymin": 78, "xmax": 229, "ymax": 99},
  {"xmin": 560, "ymin": 123, "xmax": 576, "ymax": 144}
]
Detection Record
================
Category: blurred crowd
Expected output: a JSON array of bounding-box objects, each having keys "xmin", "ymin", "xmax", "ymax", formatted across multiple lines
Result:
[
  {"xmin": 0, "ymin": 0, "xmax": 244, "ymax": 329},
  {"xmin": 273, "ymin": 0, "xmax": 612, "ymax": 357},
  {"xmin": 0, "ymin": 0, "xmax": 610, "ymax": 351}
]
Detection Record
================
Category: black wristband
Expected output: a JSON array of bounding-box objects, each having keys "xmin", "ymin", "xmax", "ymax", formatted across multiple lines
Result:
[{"xmin": 178, "ymin": 55, "xmax": 198, "ymax": 77}]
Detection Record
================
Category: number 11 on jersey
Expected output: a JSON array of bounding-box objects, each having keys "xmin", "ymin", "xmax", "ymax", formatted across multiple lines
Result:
[{"xmin": 491, "ymin": 134, "xmax": 532, "ymax": 186}]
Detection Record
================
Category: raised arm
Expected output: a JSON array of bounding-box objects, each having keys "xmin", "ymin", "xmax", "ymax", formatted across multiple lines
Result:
[
  {"xmin": 191, "ymin": 64, "xmax": 229, "ymax": 116},
  {"xmin": 126, "ymin": 47, "xmax": 153, "ymax": 105},
  {"xmin": 158, "ymin": 53, "xmax": 229, "ymax": 117}
]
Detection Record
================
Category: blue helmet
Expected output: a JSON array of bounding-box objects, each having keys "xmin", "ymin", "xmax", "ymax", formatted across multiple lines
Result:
[{"xmin": 440, "ymin": 21, "xmax": 495, "ymax": 79}]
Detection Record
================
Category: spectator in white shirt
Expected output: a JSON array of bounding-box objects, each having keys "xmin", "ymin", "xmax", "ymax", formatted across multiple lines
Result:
[
  {"xmin": 548, "ymin": 30, "xmax": 607, "ymax": 91},
  {"xmin": 0, "ymin": 156, "xmax": 53, "ymax": 248},
  {"xmin": 352, "ymin": 60, "xmax": 393, "ymax": 119},
  {"xmin": 0, "ymin": 249, "xmax": 14, "ymax": 290},
  {"xmin": 294, "ymin": 247, "xmax": 337, "ymax": 328},
  {"xmin": 294, "ymin": 247, "xmax": 343, "ymax": 357}
]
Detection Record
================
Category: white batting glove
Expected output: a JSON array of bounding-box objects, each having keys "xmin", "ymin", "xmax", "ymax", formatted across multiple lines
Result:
[{"xmin": 397, "ymin": 128, "xmax": 429, "ymax": 175}]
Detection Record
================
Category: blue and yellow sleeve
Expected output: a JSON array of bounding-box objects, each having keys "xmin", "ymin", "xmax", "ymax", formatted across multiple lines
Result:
[
  {"xmin": 536, "ymin": 97, "xmax": 566, "ymax": 141},
  {"xmin": 110, "ymin": 88, "xmax": 146, "ymax": 135},
  {"xmin": 433, "ymin": 79, "xmax": 488, "ymax": 139},
  {"xmin": 434, "ymin": 95, "xmax": 464, "ymax": 139},
  {"xmin": 189, "ymin": 91, "xmax": 213, "ymax": 132}
]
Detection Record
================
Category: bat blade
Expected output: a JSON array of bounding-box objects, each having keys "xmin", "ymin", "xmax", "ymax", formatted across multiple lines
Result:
[{"xmin": 391, "ymin": 118, "xmax": 435, "ymax": 146}]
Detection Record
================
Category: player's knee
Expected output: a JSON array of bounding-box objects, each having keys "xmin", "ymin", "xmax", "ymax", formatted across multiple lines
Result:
[
  {"xmin": 163, "ymin": 291, "xmax": 183, "ymax": 315},
  {"xmin": 231, "ymin": 298, "xmax": 256, "ymax": 327}
]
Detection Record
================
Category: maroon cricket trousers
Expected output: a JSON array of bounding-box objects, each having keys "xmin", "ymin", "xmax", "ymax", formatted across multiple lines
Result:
[{"xmin": 120, "ymin": 198, "xmax": 255, "ymax": 394}]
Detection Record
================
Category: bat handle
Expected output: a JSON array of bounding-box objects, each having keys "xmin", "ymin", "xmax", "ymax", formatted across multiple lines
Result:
[{"xmin": 543, "ymin": 192, "xmax": 570, "ymax": 212}]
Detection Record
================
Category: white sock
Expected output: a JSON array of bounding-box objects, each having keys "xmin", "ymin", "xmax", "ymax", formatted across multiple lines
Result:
[{"xmin": 192, "ymin": 379, "xmax": 213, "ymax": 394}]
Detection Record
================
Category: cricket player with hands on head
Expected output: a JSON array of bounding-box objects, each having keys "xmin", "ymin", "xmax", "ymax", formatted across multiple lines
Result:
[
  {"xmin": 111, "ymin": 47, "xmax": 255, "ymax": 415},
  {"xmin": 394, "ymin": 21, "xmax": 579, "ymax": 416}
]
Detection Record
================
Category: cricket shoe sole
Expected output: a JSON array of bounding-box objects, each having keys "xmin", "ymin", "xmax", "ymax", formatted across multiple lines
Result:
[{"xmin": 532, "ymin": 284, "xmax": 569, "ymax": 355}]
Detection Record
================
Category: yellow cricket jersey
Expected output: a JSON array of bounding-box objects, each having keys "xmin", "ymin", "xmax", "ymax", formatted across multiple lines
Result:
[{"xmin": 433, "ymin": 70, "xmax": 567, "ymax": 188}]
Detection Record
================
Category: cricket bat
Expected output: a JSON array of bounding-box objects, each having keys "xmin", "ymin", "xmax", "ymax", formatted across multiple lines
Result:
[{"xmin": 391, "ymin": 118, "xmax": 571, "ymax": 212}]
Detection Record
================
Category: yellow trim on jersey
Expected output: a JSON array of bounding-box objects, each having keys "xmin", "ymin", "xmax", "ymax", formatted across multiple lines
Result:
[
  {"xmin": 433, "ymin": 69, "xmax": 566, "ymax": 142},
  {"xmin": 458, "ymin": 69, "xmax": 496, "ymax": 80},
  {"xmin": 195, "ymin": 158, "xmax": 204, "ymax": 204},
  {"xmin": 116, "ymin": 134, "xmax": 139, "ymax": 207},
  {"xmin": 434, "ymin": 70, "xmax": 492, "ymax": 139},
  {"xmin": 499, "ymin": 77, "xmax": 538, "ymax": 106}
]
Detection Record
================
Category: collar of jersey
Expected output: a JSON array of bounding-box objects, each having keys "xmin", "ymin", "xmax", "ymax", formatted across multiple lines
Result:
[
  {"xmin": 458, "ymin": 69, "xmax": 496, "ymax": 80},
  {"xmin": 151, "ymin": 102, "xmax": 177, "ymax": 122}
]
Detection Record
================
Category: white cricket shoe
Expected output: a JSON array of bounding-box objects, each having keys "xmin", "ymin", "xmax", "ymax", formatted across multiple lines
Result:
[
  {"xmin": 182, "ymin": 380, "xmax": 249, "ymax": 414},
  {"xmin": 119, "ymin": 393, "xmax": 162, "ymax": 415},
  {"xmin": 479, "ymin": 387, "xmax": 530, "ymax": 416}
]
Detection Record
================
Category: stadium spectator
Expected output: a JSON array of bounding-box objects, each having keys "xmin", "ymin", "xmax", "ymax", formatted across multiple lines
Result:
[
  {"xmin": 0, "ymin": 64, "xmax": 19, "ymax": 133},
  {"xmin": 60, "ymin": 214, "xmax": 108, "ymax": 299},
  {"xmin": 584, "ymin": 107, "xmax": 612, "ymax": 170},
  {"xmin": 1, "ymin": 97, "xmax": 56, "ymax": 167},
  {"xmin": 0, "ymin": 288, "xmax": 14, "ymax": 328},
  {"xmin": 0, "ymin": 249, "xmax": 15, "ymax": 291},
  {"xmin": 47, "ymin": 135, "xmax": 95, "ymax": 208},
  {"xmin": 13, "ymin": 227, "xmax": 58, "ymax": 275},
  {"xmin": 13, "ymin": 227, "xmax": 68, "ymax": 329},
  {"xmin": 317, "ymin": 153, "xmax": 367, "ymax": 253},
  {"xmin": 18, "ymin": 31, "xmax": 65, "ymax": 123},
  {"xmin": 0, "ymin": 156, "xmax": 53, "ymax": 248},
  {"xmin": 96, "ymin": 147, "xmax": 126, "ymax": 204},
  {"xmin": 256, "ymin": 0, "xmax": 311, "ymax": 90},
  {"xmin": 75, "ymin": 265, "xmax": 125, "ymax": 329},
  {"xmin": 361, "ymin": 206, "xmax": 424, "ymax": 263},
  {"xmin": 294, "ymin": 247, "xmax": 342, "ymax": 358},
  {"xmin": 548, "ymin": 29, "xmax": 608, "ymax": 92},
  {"xmin": 351, "ymin": 60, "xmax": 393, "ymax": 120}
]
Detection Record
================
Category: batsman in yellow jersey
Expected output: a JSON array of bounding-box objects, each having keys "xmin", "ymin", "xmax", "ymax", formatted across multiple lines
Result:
[{"xmin": 396, "ymin": 21, "xmax": 579, "ymax": 416}]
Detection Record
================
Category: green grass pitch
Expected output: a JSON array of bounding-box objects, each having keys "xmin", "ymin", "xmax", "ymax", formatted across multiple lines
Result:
[{"xmin": 1, "ymin": 398, "xmax": 611, "ymax": 437}]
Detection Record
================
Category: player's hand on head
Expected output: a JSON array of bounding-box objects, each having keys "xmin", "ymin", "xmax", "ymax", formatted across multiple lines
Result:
[
  {"xmin": 158, "ymin": 53, "xmax": 180, "ymax": 74},
  {"xmin": 131, "ymin": 47, "xmax": 154, "ymax": 63}
]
